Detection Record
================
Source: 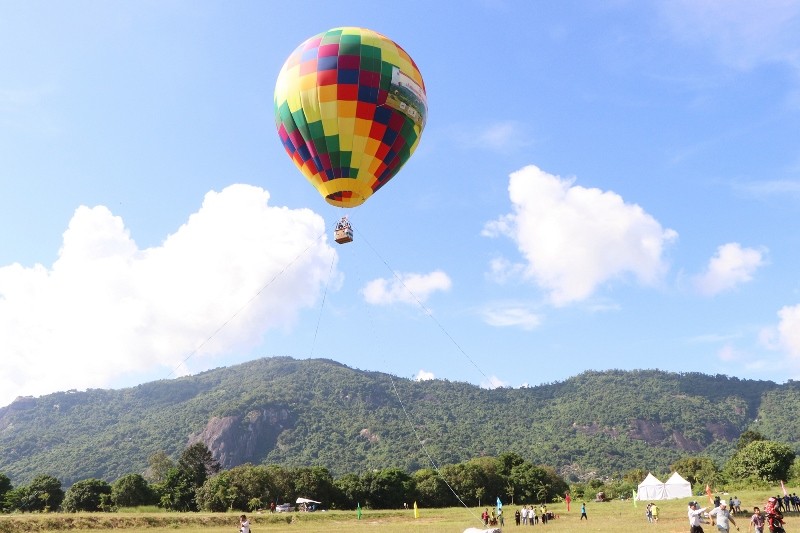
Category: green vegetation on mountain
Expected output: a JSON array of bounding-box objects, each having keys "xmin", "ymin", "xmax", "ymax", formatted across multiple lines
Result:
[{"xmin": 0, "ymin": 357, "xmax": 796, "ymax": 488}]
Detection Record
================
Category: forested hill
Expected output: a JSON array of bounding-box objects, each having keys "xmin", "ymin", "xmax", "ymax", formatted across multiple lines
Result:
[{"xmin": 2, "ymin": 356, "xmax": 800, "ymax": 486}]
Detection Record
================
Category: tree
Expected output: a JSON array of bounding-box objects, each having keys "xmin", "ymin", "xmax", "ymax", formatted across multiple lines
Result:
[
  {"xmin": 412, "ymin": 468, "xmax": 451, "ymax": 508},
  {"xmin": 332, "ymin": 473, "xmax": 365, "ymax": 509},
  {"xmin": 264, "ymin": 465, "xmax": 293, "ymax": 504},
  {"xmin": 144, "ymin": 451, "xmax": 174, "ymax": 484},
  {"xmin": 195, "ymin": 464, "xmax": 275, "ymax": 512},
  {"xmin": 112, "ymin": 473, "xmax": 155, "ymax": 508},
  {"xmin": 363, "ymin": 468, "xmax": 414, "ymax": 509},
  {"xmin": 496, "ymin": 452, "xmax": 526, "ymax": 477},
  {"xmin": 178, "ymin": 443, "xmax": 220, "ymax": 489},
  {"xmin": 441, "ymin": 462, "xmax": 487, "ymax": 506},
  {"xmin": 159, "ymin": 467, "xmax": 196, "ymax": 511},
  {"xmin": 788, "ymin": 456, "xmax": 800, "ymax": 484},
  {"xmin": 736, "ymin": 430, "xmax": 766, "ymax": 451},
  {"xmin": 670, "ymin": 457, "xmax": 720, "ymax": 487},
  {"xmin": 623, "ymin": 469, "xmax": 646, "ymax": 484},
  {"xmin": 725, "ymin": 440, "xmax": 795, "ymax": 482},
  {"xmin": 292, "ymin": 466, "xmax": 336, "ymax": 505},
  {"xmin": 0, "ymin": 473, "xmax": 12, "ymax": 512},
  {"xmin": 17, "ymin": 474, "xmax": 64, "ymax": 512},
  {"xmin": 160, "ymin": 443, "xmax": 221, "ymax": 511},
  {"xmin": 62, "ymin": 479, "xmax": 112, "ymax": 512}
]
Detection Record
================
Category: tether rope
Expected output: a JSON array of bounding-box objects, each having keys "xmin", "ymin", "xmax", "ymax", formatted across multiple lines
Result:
[{"xmin": 166, "ymin": 229, "xmax": 328, "ymax": 379}]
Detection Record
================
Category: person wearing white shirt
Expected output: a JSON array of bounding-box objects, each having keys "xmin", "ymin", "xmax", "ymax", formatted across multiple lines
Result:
[
  {"xmin": 239, "ymin": 514, "xmax": 250, "ymax": 533},
  {"xmin": 709, "ymin": 501, "xmax": 738, "ymax": 533},
  {"xmin": 689, "ymin": 501, "xmax": 708, "ymax": 533}
]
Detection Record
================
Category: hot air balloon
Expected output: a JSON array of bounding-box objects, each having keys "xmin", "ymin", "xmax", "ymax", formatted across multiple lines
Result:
[{"xmin": 274, "ymin": 27, "xmax": 427, "ymax": 243}]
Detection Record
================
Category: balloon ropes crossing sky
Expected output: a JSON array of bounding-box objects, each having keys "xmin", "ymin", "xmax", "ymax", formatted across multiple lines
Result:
[
  {"xmin": 273, "ymin": 28, "xmax": 486, "ymax": 523},
  {"xmin": 274, "ymin": 27, "xmax": 428, "ymax": 244}
]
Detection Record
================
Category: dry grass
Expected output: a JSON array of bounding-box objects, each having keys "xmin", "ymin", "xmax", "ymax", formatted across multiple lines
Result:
[{"xmin": 0, "ymin": 489, "xmax": 798, "ymax": 533}]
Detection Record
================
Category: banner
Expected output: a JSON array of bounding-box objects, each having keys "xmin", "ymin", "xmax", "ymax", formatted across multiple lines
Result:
[{"xmin": 414, "ymin": 501, "xmax": 419, "ymax": 519}]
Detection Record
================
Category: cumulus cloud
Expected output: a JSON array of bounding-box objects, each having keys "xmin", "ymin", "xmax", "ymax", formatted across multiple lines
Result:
[
  {"xmin": 415, "ymin": 369, "xmax": 435, "ymax": 381},
  {"xmin": 362, "ymin": 270, "xmax": 452, "ymax": 306},
  {"xmin": 0, "ymin": 184, "xmax": 336, "ymax": 407},
  {"xmin": 481, "ymin": 304, "xmax": 541, "ymax": 330},
  {"xmin": 483, "ymin": 165, "xmax": 678, "ymax": 306},
  {"xmin": 694, "ymin": 242, "xmax": 766, "ymax": 296},
  {"xmin": 777, "ymin": 304, "xmax": 800, "ymax": 357}
]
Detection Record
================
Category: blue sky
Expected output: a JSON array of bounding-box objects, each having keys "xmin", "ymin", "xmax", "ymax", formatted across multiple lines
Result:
[{"xmin": 1, "ymin": 1, "xmax": 800, "ymax": 407}]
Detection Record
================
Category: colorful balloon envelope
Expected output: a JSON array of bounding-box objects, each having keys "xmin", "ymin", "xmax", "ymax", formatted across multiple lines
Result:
[{"xmin": 274, "ymin": 27, "xmax": 427, "ymax": 208}]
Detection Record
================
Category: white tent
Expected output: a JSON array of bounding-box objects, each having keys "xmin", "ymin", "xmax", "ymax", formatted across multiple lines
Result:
[
  {"xmin": 664, "ymin": 472, "xmax": 692, "ymax": 499},
  {"xmin": 637, "ymin": 473, "xmax": 666, "ymax": 501}
]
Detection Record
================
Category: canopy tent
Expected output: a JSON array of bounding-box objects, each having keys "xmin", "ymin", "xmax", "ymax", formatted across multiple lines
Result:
[
  {"xmin": 637, "ymin": 473, "xmax": 666, "ymax": 501},
  {"xmin": 295, "ymin": 497, "xmax": 321, "ymax": 512},
  {"xmin": 664, "ymin": 472, "xmax": 692, "ymax": 499}
]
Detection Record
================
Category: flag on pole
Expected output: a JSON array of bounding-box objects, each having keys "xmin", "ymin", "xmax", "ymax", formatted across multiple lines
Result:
[
  {"xmin": 413, "ymin": 501, "xmax": 419, "ymax": 519},
  {"xmin": 781, "ymin": 480, "xmax": 788, "ymax": 497},
  {"xmin": 357, "ymin": 502, "xmax": 362, "ymax": 520},
  {"xmin": 497, "ymin": 496, "xmax": 502, "ymax": 512},
  {"xmin": 705, "ymin": 484, "xmax": 714, "ymax": 505},
  {"xmin": 632, "ymin": 489, "xmax": 638, "ymax": 507}
]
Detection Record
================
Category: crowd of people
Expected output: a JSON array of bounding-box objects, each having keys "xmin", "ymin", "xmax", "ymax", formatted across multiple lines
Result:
[
  {"xmin": 508, "ymin": 504, "xmax": 558, "ymax": 525},
  {"xmin": 687, "ymin": 495, "xmax": 791, "ymax": 533}
]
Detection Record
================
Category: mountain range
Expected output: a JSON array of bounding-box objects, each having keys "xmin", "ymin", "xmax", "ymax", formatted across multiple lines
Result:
[{"xmin": 2, "ymin": 356, "xmax": 800, "ymax": 486}]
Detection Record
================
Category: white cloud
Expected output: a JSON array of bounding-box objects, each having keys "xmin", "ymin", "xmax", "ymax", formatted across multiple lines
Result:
[
  {"xmin": 0, "ymin": 184, "xmax": 336, "ymax": 407},
  {"xmin": 717, "ymin": 344, "xmax": 739, "ymax": 362},
  {"xmin": 415, "ymin": 369, "xmax": 435, "ymax": 381},
  {"xmin": 694, "ymin": 243, "xmax": 767, "ymax": 296},
  {"xmin": 660, "ymin": 0, "xmax": 800, "ymax": 72},
  {"xmin": 733, "ymin": 179, "xmax": 800, "ymax": 198},
  {"xmin": 777, "ymin": 304, "xmax": 800, "ymax": 357},
  {"xmin": 484, "ymin": 165, "xmax": 678, "ymax": 306},
  {"xmin": 362, "ymin": 270, "xmax": 452, "ymax": 306},
  {"xmin": 452, "ymin": 120, "xmax": 533, "ymax": 153},
  {"xmin": 481, "ymin": 304, "xmax": 541, "ymax": 330},
  {"xmin": 480, "ymin": 375, "xmax": 508, "ymax": 389}
]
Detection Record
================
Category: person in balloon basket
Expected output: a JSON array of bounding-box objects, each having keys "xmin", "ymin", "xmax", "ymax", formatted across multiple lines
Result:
[
  {"xmin": 689, "ymin": 501, "xmax": 708, "ymax": 533},
  {"xmin": 239, "ymin": 514, "xmax": 250, "ymax": 533},
  {"xmin": 709, "ymin": 501, "xmax": 739, "ymax": 533}
]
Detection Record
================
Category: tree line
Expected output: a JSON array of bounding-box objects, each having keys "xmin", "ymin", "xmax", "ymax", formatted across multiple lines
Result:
[
  {"xmin": 0, "ymin": 444, "xmax": 567, "ymax": 513},
  {"xmin": 1, "ymin": 433, "xmax": 798, "ymax": 514}
]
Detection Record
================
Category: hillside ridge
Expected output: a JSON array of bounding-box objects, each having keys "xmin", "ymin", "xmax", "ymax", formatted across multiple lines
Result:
[{"xmin": 2, "ymin": 356, "xmax": 800, "ymax": 486}]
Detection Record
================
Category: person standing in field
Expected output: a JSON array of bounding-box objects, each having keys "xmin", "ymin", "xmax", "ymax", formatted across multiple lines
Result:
[
  {"xmin": 580, "ymin": 501, "xmax": 588, "ymax": 520},
  {"xmin": 239, "ymin": 515, "xmax": 250, "ymax": 533},
  {"xmin": 651, "ymin": 503, "xmax": 659, "ymax": 523},
  {"xmin": 689, "ymin": 501, "xmax": 708, "ymax": 533},
  {"xmin": 709, "ymin": 501, "xmax": 738, "ymax": 533},
  {"xmin": 750, "ymin": 506, "xmax": 764, "ymax": 533}
]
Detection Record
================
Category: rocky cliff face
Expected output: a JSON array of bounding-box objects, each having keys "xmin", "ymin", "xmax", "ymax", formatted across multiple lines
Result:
[{"xmin": 189, "ymin": 406, "xmax": 294, "ymax": 469}]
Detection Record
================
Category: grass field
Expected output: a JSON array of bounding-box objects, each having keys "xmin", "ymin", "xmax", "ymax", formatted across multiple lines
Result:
[{"xmin": 0, "ymin": 489, "xmax": 797, "ymax": 533}]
